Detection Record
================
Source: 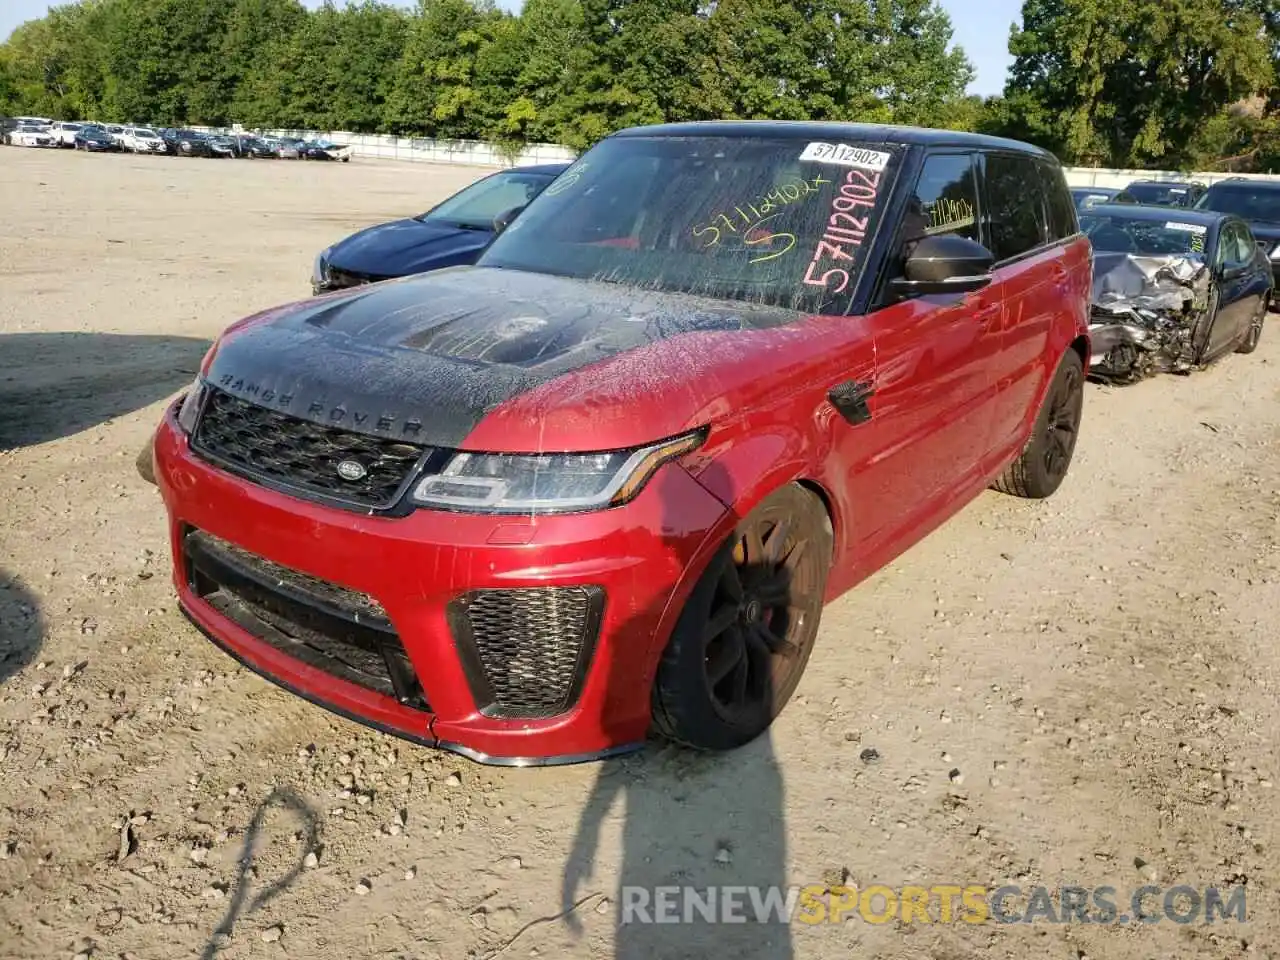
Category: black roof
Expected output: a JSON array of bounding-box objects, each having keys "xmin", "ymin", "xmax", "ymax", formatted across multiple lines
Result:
[
  {"xmin": 1082, "ymin": 204, "xmax": 1227, "ymax": 227},
  {"xmin": 1125, "ymin": 179, "xmax": 1205, "ymax": 187},
  {"xmin": 510, "ymin": 162, "xmax": 571, "ymax": 176},
  {"xmin": 1206, "ymin": 177, "xmax": 1280, "ymax": 191},
  {"xmin": 1071, "ymin": 185, "xmax": 1121, "ymax": 194},
  {"xmin": 608, "ymin": 120, "xmax": 1058, "ymax": 162}
]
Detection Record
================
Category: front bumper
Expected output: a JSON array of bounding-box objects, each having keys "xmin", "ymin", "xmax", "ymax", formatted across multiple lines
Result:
[{"xmin": 152, "ymin": 405, "xmax": 729, "ymax": 763}]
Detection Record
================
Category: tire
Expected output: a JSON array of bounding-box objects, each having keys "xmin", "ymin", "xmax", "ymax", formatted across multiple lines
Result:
[
  {"xmin": 993, "ymin": 348, "xmax": 1084, "ymax": 499},
  {"xmin": 1236, "ymin": 295, "xmax": 1267, "ymax": 354},
  {"xmin": 651, "ymin": 484, "xmax": 832, "ymax": 751}
]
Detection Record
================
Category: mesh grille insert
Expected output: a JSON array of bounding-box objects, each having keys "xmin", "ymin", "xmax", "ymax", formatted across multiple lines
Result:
[{"xmin": 449, "ymin": 587, "xmax": 604, "ymax": 719}]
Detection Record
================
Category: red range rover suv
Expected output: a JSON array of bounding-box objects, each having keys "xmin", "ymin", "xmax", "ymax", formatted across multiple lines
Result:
[{"xmin": 148, "ymin": 122, "xmax": 1092, "ymax": 765}]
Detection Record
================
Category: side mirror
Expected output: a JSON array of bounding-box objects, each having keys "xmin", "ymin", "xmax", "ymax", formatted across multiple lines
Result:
[
  {"xmin": 492, "ymin": 205, "xmax": 526, "ymax": 234},
  {"xmin": 888, "ymin": 234, "xmax": 995, "ymax": 298}
]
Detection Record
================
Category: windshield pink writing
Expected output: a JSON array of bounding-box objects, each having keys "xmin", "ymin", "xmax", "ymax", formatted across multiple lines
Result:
[{"xmin": 802, "ymin": 169, "xmax": 882, "ymax": 295}]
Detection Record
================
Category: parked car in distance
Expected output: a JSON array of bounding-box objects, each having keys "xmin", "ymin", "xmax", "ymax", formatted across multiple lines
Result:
[
  {"xmin": 171, "ymin": 130, "xmax": 213, "ymax": 157},
  {"xmin": 1071, "ymin": 186, "xmax": 1123, "ymax": 211},
  {"xmin": 1082, "ymin": 205, "xmax": 1270, "ymax": 381},
  {"xmin": 1113, "ymin": 180, "xmax": 1207, "ymax": 207},
  {"xmin": 48, "ymin": 121, "xmax": 86, "ymax": 147},
  {"xmin": 103, "ymin": 124, "xmax": 126, "ymax": 146},
  {"xmin": 301, "ymin": 138, "xmax": 352, "ymax": 161},
  {"xmin": 232, "ymin": 135, "xmax": 277, "ymax": 158},
  {"xmin": 206, "ymin": 134, "xmax": 237, "ymax": 158},
  {"xmin": 269, "ymin": 137, "xmax": 304, "ymax": 159},
  {"xmin": 312, "ymin": 163, "xmax": 570, "ymax": 293},
  {"xmin": 146, "ymin": 121, "xmax": 1092, "ymax": 765},
  {"xmin": 74, "ymin": 126, "xmax": 120, "ymax": 152},
  {"xmin": 122, "ymin": 126, "xmax": 168, "ymax": 154},
  {"xmin": 10, "ymin": 123, "xmax": 57, "ymax": 147},
  {"xmin": 1194, "ymin": 177, "xmax": 1280, "ymax": 288}
]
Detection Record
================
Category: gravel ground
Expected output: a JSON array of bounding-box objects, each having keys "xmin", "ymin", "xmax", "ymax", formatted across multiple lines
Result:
[{"xmin": 2, "ymin": 147, "xmax": 1279, "ymax": 960}]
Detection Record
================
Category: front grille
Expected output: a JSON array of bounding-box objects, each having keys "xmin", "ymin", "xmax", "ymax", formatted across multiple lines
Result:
[
  {"xmin": 192, "ymin": 388, "xmax": 427, "ymax": 510},
  {"xmin": 322, "ymin": 265, "xmax": 385, "ymax": 290},
  {"xmin": 447, "ymin": 587, "xmax": 604, "ymax": 719},
  {"xmin": 184, "ymin": 528, "xmax": 428, "ymax": 710}
]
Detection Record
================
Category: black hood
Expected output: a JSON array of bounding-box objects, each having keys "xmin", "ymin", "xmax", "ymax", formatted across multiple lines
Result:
[
  {"xmin": 205, "ymin": 266, "xmax": 799, "ymax": 448},
  {"xmin": 325, "ymin": 218, "xmax": 492, "ymax": 279}
]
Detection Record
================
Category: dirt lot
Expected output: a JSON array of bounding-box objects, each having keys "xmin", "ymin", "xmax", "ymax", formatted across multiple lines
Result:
[{"xmin": 2, "ymin": 146, "xmax": 1279, "ymax": 960}]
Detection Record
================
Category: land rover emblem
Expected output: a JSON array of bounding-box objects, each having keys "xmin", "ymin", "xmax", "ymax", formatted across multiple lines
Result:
[{"xmin": 336, "ymin": 460, "xmax": 367, "ymax": 482}]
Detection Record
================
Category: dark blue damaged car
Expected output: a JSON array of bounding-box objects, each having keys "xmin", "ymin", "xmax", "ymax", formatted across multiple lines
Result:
[{"xmin": 311, "ymin": 162, "xmax": 570, "ymax": 294}]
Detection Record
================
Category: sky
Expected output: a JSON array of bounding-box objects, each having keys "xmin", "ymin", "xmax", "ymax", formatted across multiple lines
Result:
[{"xmin": 1, "ymin": 0, "xmax": 1019, "ymax": 97}]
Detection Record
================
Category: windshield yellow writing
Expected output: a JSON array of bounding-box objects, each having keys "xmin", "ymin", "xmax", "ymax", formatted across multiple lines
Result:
[{"xmin": 691, "ymin": 175, "xmax": 832, "ymax": 249}]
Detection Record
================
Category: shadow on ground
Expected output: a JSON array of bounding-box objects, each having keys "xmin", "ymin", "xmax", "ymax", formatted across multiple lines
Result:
[
  {"xmin": 200, "ymin": 786, "xmax": 321, "ymax": 959},
  {"xmin": 554, "ymin": 463, "xmax": 824, "ymax": 959},
  {"xmin": 0, "ymin": 570, "xmax": 43, "ymax": 685},
  {"xmin": 0, "ymin": 332, "xmax": 210, "ymax": 449}
]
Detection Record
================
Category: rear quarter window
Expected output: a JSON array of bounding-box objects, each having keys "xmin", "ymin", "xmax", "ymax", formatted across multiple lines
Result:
[{"xmin": 1039, "ymin": 162, "xmax": 1078, "ymax": 241}]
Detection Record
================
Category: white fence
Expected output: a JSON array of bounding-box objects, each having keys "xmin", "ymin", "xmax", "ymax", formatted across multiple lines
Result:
[{"xmin": 1062, "ymin": 167, "xmax": 1280, "ymax": 189}]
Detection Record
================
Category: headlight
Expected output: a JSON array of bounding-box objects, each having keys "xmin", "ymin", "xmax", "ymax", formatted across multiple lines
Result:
[
  {"xmin": 176, "ymin": 378, "xmax": 208, "ymax": 434},
  {"xmin": 410, "ymin": 430, "xmax": 706, "ymax": 514}
]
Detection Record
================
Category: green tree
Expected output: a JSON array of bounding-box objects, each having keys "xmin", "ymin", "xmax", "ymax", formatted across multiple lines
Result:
[{"xmin": 1004, "ymin": 0, "xmax": 1275, "ymax": 166}]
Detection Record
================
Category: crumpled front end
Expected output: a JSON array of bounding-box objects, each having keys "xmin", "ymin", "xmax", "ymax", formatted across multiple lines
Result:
[{"xmin": 1087, "ymin": 253, "xmax": 1211, "ymax": 381}]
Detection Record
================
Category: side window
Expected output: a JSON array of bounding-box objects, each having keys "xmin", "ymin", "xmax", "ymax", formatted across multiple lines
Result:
[
  {"xmin": 1216, "ymin": 224, "xmax": 1245, "ymax": 267},
  {"xmin": 898, "ymin": 153, "xmax": 980, "ymax": 252},
  {"xmin": 1040, "ymin": 162, "xmax": 1078, "ymax": 241},
  {"xmin": 1226, "ymin": 224, "xmax": 1255, "ymax": 266},
  {"xmin": 983, "ymin": 153, "xmax": 1051, "ymax": 261}
]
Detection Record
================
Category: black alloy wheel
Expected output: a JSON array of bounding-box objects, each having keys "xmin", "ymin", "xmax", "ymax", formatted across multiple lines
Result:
[
  {"xmin": 993, "ymin": 349, "xmax": 1084, "ymax": 499},
  {"xmin": 652, "ymin": 484, "xmax": 832, "ymax": 751},
  {"xmin": 1042, "ymin": 358, "xmax": 1083, "ymax": 480}
]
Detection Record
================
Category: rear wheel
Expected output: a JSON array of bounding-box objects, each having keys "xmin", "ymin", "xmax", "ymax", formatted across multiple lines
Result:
[
  {"xmin": 1236, "ymin": 296, "xmax": 1267, "ymax": 354},
  {"xmin": 993, "ymin": 349, "xmax": 1084, "ymax": 499},
  {"xmin": 651, "ymin": 484, "xmax": 832, "ymax": 751}
]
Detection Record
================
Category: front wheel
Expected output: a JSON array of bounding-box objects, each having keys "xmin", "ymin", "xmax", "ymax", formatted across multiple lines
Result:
[
  {"xmin": 651, "ymin": 484, "xmax": 832, "ymax": 751},
  {"xmin": 993, "ymin": 349, "xmax": 1084, "ymax": 499},
  {"xmin": 1236, "ymin": 296, "xmax": 1267, "ymax": 354}
]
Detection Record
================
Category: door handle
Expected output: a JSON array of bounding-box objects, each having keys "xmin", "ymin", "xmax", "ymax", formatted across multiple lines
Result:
[{"xmin": 827, "ymin": 380, "xmax": 875, "ymax": 425}]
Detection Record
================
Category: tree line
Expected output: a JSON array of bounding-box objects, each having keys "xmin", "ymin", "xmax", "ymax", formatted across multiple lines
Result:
[{"xmin": 0, "ymin": 0, "xmax": 1277, "ymax": 170}]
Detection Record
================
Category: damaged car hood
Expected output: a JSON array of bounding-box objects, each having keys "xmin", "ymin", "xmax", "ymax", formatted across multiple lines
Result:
[
  {"xmin": 1091, "ymin": 252, "xmax": 1209, "ymax": 313},
  {"xmin": 1088, "ymin": 251, "xmax": 1212, "ymax": 379},
  {"xmin": 205, "ymin": 266, "xmax": 805, "ymax": 450}
]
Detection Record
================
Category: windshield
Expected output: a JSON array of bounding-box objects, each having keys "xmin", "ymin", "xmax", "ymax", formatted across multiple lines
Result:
[
  {"xmin": 1081, "ymin": 214, "xmax": 1209, "ymax": 257},
  {"xmin": 1196, "ymin": 184, "xmax": 1280, "ymax": 224},
  {"xmin": 422, "ymin": 171, "xmax": 557, "ymax": 229},
  {"xmin": 135, "ymin": 128, "xmax": 157, "ymax": 138},
  {"xmin": 1123, "ymin": 183, "xmax": 1192, "ymax": 206},
  {"xmin": 479, "ymin": 136, "xmax": 901, "ymax": 314}
]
